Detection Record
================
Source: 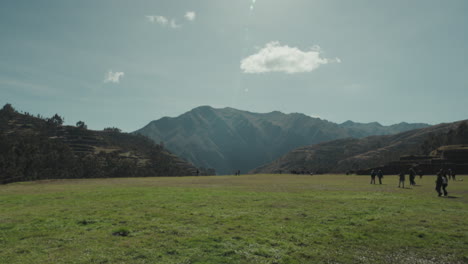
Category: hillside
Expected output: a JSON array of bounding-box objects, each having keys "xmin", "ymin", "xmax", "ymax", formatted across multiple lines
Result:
[
  {"xmin": 251, "ymin": 120, "xmax": 468, "ymax": 174},
  {"xmin": 135, "ymin": 106, "xmax": 429, "ymax": 174},
  {"xmin": 0, "ymin": 104, "xmax": 200, "ymax": 184}
]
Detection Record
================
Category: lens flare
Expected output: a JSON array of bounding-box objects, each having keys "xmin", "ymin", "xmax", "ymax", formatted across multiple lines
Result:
[{"xmin": 250, "ymin": 0, "xmax": 257, "ymax": 11}]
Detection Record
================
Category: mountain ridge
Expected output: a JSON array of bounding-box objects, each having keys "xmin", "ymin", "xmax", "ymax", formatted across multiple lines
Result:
[
  {"xmin": 251, "ymin": 120, "xmax": 468, "ymax": 174},
  {"xmin": 135, "ymin": 106, "xmax": 430, "ymax": 174}
]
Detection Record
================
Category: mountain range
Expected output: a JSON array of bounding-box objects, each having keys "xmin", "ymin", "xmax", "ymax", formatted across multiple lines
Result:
[
  {"xmin": 135, "ymin": 106, "xmax": 429, "ymax": 174},
  {"xmin": 251, "ymin": 120, "xmax": 468, "ymax": 174}
]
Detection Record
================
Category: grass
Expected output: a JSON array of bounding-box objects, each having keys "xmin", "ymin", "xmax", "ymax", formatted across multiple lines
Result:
[{"xmin": 0, "ymin": 174, "xmax": 467, "ymax": 264}]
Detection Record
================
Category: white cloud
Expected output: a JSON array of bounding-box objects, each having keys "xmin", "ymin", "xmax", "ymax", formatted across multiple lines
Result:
[
  {"xmin": 169, "ymin": 19, "xmax": 181, "ymax": 29},
  {"xmin": 240, "ymin": 41, "xmax": 340, "ymax": 74},
  {"xmin": 104, "ymin": 70, "xmax": 124, "ymax": 83},
  {"xmin": 146, "ymin": 14, "xmax": 185, "ymax": 29},
  {"xmin": 185, "ymin": 11, "xmax": 196, "ymax": 21},
  {"xmin": 146, "ymin": 15, "xmax": 169, "ymax": 26}
]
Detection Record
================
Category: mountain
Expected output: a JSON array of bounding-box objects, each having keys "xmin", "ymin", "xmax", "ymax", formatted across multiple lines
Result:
[
  {"xmin": 340, "ymin": 120, "xmax": 429, "ymax": 138},
  {"xmin": 251, "ymin": 120, "xmax": 468, "ymax": 174},
  {"xmin": 0, "ymin": 104, "xmax": 200, "ymax": 184},
  {"xmin": 135, "ymin": 106, "xmax": 429, "ymax": 174}
]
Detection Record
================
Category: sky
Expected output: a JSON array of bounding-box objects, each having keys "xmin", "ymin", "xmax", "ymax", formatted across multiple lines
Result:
[{"xmin": 1, "ymin": 0, "xmax": 467, "ymax": 132}]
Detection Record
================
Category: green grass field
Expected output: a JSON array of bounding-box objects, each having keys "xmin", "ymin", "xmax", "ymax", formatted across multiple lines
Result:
[{"xmin": 1, "ymin": 174, "xmax": 467, "ymax": 264}]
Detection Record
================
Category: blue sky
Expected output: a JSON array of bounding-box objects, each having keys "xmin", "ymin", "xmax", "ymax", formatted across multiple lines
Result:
[{"xmin": 1, "ymin": 0, "xmax": 467, "ymax": 131}]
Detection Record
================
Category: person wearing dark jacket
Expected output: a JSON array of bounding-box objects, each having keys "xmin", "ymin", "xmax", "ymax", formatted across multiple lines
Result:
[
  {"xmin": 409, "ymin": 168, "xmax": 416, "ymax": 186},
  {"xmin": 370, "ymin": 170, "xmax": 376, "ymax": 184},
  {"xmin": 398, "ymin": 172, "xmax": 405, "ymax": 188},
  {"xmin": 377, "ymin": 170, "xmax": 383, "ymax": 184},
  {"xmin": 436, "ymin": 169, "xmax": 448, "ymax": 196}
]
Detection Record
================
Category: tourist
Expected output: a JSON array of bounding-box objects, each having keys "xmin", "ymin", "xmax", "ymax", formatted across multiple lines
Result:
[
  {"xmin": 377, "ymin": 170, "xmax": 383, "ymax": 184},
  {"xmin": 435, "ymin": 169, "xmax": 448, "ymax": 196},
  {"xmin": 398, "ymin": 172, "xmax": 405, "ymax": 188},
  {"xmin": 448, "ymin": 168, "xmax": 456, "ymax": 181},
  {"xmin": 409, "ymin": 168, "xmax": 416, "ymax": 186},
  {"xmin": 370, "ymin": 170, "xmax": 376, "ymax": 184},
  {"xmin": 441, "ymin": 172, "xmax": 449, "ymax": 196}
]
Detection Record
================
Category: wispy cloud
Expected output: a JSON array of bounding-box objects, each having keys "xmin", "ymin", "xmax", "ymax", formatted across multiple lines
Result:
[
  {"xmin": 146, "ymin": 15, "xmax": 169, "ymax": 26},
  {"xmin": 241, "ymin": 41, "xmax": 341, "ymax": 74},
  {"xmin": 104, "ymin": 70, "xmax": 124, "ymax": 84},
  {"xmin": 185, "ymin": 11, "xmax": 196, "ymax": 21},
  {"xmin": 169, "ymin": 19, "xmax": 181, "ymax": 29},
  {"xmin": 147, "ymin": 12, "xmax": 196, "ymax": 29},
  {"xmin": 146, "ymin": 15, "xmax": 180, "ymax": 29}
]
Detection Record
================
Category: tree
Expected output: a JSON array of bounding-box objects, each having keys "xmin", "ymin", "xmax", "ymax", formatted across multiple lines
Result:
[
  {"xmin": 76, "ymin": 121, "xmax": 87, "ymax": 129},
  {"xmin": 47, "ymin": 114, "xmax": 64, "ymax": 126},
  {"xmin": 104, "ymin": 127, "xmax": 121, "ymax": 133},
  {"xmin": 2, "ymin": 103, "xmax": 15, "ymax": 113}
]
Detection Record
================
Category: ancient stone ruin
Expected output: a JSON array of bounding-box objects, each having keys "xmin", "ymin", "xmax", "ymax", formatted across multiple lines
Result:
[{"xmin": 359, "ymin": 145, "xmax": 468, "ymax": 175}]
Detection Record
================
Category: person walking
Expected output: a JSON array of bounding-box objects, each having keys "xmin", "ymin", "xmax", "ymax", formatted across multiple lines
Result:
[
  {"xmin": 398, "ymin": 172, "xmax": 405, "ymax": 188},
  {"xmin": 447, "ymin": 168, "xmax": 456, "ymax": 181},
  {"xmin": 441, "ymin": 172, "xmax": 449, "ymax": 196},
  {"xmin": 435, "ymin": 169, "xmax": 448, "ymax": 196},
  {"xmin": 377, "ymin": 170, "xmax": 383, "ymax": 184},
  {"xmin": 370, "ymin": 170, "xmax": 376, "ymax": 184}
]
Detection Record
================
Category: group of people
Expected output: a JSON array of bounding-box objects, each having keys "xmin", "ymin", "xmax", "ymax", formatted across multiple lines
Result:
[
  {"xmin": 370, "ymin": 168, "xmax": 456, "ymax": 197},
  {"xmin": 369, "ymin": 170, "xmax": 384, "ymax": 184},
  {"xmin": 435, "ymin": 168, "xmax": 456, "ymax": 197},
  {"xmin": 397, "ymin": 167, "xmax": 418, "ymax": 188}
]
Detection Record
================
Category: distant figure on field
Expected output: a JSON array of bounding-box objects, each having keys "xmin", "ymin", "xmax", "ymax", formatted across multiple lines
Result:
[
  {"xmin": 398, "ymin": 172, "xmax": 405, "ymax": 188},
  {"xmin": 418, "ymin": 169, "xmax": 423, "ymax": 179},
  {"xmin": 409, "ymin": 168, "xmax": 416, "ymax": 186},
  {"xmin": 196, "ymin": 169, "xmax": 199, "ymax": 176},
  {"xmin": 435, "ymin": 169, "xmax": 448, "ymax": 196},
  {"xmin": 370, "ymin": 170, "xmax": 376, "ymax": 184},
  {"xmin": 447, "ymin": 168, "xmax": 456, "ymax": 181},
  {"xmin": 377, "ymin": 170, "xmax": 383, "ymax": 184}
]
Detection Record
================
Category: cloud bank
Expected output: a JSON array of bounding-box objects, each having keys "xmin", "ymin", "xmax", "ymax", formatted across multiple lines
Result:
[
  {"xmin": 240, "ymin": 42, "xmax": 340, "ymax": 74},
  {"xmin": 104, "ymin": 71, "xmax": 124, "ymax": 83}
]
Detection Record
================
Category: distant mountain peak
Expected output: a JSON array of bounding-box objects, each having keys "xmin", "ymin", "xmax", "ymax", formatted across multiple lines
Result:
[
  {"xmin": 341, "ymin": 120, "xmax": 355, "ymax": 125},
  {"xmin": 191, "ymin": 105, "xmax": 214, "ymax": 112}
]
